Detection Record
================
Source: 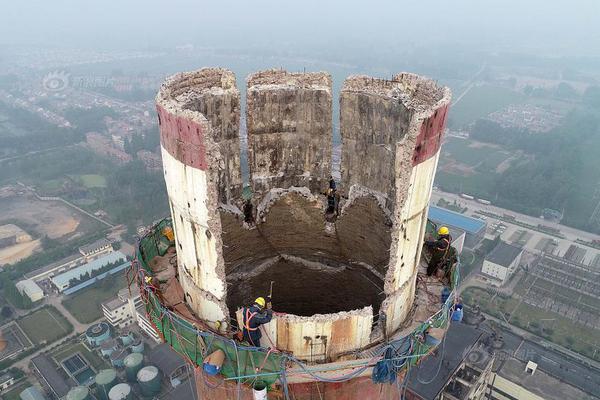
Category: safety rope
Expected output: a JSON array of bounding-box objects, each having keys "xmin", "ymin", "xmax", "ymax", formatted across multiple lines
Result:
[{"xmin": 133, "ymin": 217, "xmax": 462, "ymax": 397}]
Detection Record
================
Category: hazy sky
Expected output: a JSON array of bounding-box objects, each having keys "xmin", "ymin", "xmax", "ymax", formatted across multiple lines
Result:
[{"xmin": 1, "ymin": 0, "xmax": 599, "ymax": 56}]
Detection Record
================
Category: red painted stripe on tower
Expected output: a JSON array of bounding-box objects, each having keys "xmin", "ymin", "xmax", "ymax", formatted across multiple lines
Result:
[
  {"xmin": 157, "ymin": 105, "xmax": 208, "ymax": 170},
  {"xmin": 412, "ymin": 103, "xmax": 449, "ymax": 166}
]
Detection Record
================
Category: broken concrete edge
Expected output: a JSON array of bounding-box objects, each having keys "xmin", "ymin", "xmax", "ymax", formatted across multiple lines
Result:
[
  {"xmin": 341, "ymin": 73, "xmax": 450, "ymax": 113},
  {"xmin": 246, "ymin": 69, "xmax": 332, "ymax": 92},
  {"xmin": 255, "ymin": 187, "xmax": 322, "ymax": 220},
  {"xmin": 273, "ymin": 305, "xmax": 373, "ymax": 324},
  {"xmin": 341, "ymin": 184, "xmax": 391, "ymax": 220},
  {"xmin": 157, "ymin": 67, "xmax": 237, "ymax": 101}
]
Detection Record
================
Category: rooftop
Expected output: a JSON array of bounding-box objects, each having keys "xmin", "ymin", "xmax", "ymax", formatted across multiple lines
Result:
[
  {"xmin": 497, "ymin": 358, "xmax": 596, "ymax": 400},
  {"xmin": 16, "ymin": 279, "xmax": 43, "ymax": 294},
  {"xmin": 24, "ymin": 253, "xmax": 82, "ymax": 280},
  {"xmin": 102, "ymin": 296, "xmax": 126, "ymax": 312},
  {"xmin": 428, "ymin": 206, "xmax": 486, "ymax": 234},
  {"xmin": 30, "ymin": 354, "xmax": 71, "ymax": 398},
  {"xmin": 50, "ymin": 251, "xmax": 126, "ymax": 288},
  {"xmin": 406, "ymin": 322, "xmax": 483, "ymax": 399},
  {"xmin": 486, "ymin": 241, "xmax": 523, "ymax": 267},
  {"xmin": 78, "ymin": 239, "xmax": 111, "ymax": 255}
]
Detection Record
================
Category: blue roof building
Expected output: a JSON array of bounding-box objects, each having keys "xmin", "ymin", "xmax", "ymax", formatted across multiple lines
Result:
[
  {"xmin": 428, "ymin": 206, "xmax": 486, "ymax": 248},
  {"xmin": 50, "ymin": 251, "xmax": 126, "ymax": 292}
]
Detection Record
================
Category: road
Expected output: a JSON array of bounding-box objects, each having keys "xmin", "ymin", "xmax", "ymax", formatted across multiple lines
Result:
[
  {"xmin": 431, "ymin": 189, "xmax": 600, "ymax": 259},
  {"xmin": 451, "ymin": 63, "xmax": 487, "ymax": 106}
]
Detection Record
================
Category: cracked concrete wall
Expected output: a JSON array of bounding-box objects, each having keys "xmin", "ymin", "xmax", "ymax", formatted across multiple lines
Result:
[
  {"xmin": 156, "ymin": 67, "xmax": 450, "ymax": 355},
  {"xmin": 247, "ymin": 70, "xmax": 332, "ymax": 195},
  {"xmin": 340, "ymin": 74, "xmax": 451, "ymax": 335},
  {"xmin": 156, "ymin": 68, "xmax": 241, "ymax": 329}
]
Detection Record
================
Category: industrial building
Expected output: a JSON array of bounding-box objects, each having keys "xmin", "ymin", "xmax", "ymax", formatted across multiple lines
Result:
[
  {"xmin": 101, "ymin": 287, "xmax": 144, "ymax": 329},
  {"xmin": 481, "ymin": 241, "xmax": 523, "ymax": 286},
  {"xmin": 15, "ymin": 279, "xmax": 45, "ymax": 302},
  {"xmin": 24, "ymin": 237, "xmax": 114, "ymax": 282},
  {"xmin": 428, "ymin": 206, "xmax": 487, "ymax": 248},
  {"xmin": 30, "ymin": 354, "xmax": 71, "ymax": 399},
  {"xmin": 131, "ymin": 67, "xmax": 455, "ymax": 398},
  {"xmin": 78, "ymin": 238, "xmax": 113, "ymax": 258},
  {"xmin": 101, "ymin": 286, "xmax": 161, "ymax": 342},
  {"xmin": 50, "ymin": 251, "xmax": 126, "ymax": 292},
  {"xmin": 405, "ymin": 321, "xmax": 598, "ymax": 400}
]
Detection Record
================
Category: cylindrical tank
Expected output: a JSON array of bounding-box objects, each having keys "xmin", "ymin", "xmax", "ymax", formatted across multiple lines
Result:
[
  {"xmin": 94, "ymin": 369, "xmax": 118, "ymax": 400},
  {"xmin": 110, "ymin": 351, "xmax": 126, "ymax": 368},
  {"xmin": 85, "ymin": 322, "xmax": 111, "ymax": 346},
  {"xmin": 108, "ymin": 383, "xmax": 132, "ymax": 400},
  {"xmin": 129, "ymin": 338, "xmax": 144, "ymax": 353},
  {"xmin": 120, "ymin": 332, "xmax": 133, "ymax": 346},
  {"xmin": 66, "ymin": 386, "xmax": 90, "ymax": 400},
  {"xmin": 137, "ymin": 366, "xmax": 161, "ymax": 397},
  {"xmin": 100, "ymin": 339, "xmax": 117, "ymax": 357},
  {"xmin": 124, "ymin": 353, "xmax": 144, "ymax": 382}
]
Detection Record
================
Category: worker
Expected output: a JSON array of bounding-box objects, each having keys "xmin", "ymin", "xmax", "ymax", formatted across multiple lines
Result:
[
  {"xmin": 329, "ymin": 175, "xmax": 336, "ymax": 190},
  {"xmin": 326, "ymin": 188, "xmax": 340, "ymax": 217},
  {"xmin": 243, "ymin": 199, "xmax": 254, "ymax": 224},
  {"xmin": 425, "ymin": 226, "xmax": 454, "ymax": 277},
  {"xmin": 242, "ymin": 297, "xmax": 273, "ymax": 347}
]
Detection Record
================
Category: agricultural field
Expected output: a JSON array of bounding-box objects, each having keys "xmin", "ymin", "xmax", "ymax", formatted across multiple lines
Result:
[
  {"xmin": 62, "ymin": 274, "xmax": 128, "ymax": 324},
  {"xmin": 18, "ymin": 306, "xmax": 73, "ymax": 345},
  {"xmin": 449, "ymin": 84, "xmax": 527, "ymax": 128},
  {"xmin": 435, "ymin": 137, "xmax": 519, "ymax": 198},
  {"xmin": 73, "ymin": 174, "xmax": 107, "ymax": 189}
]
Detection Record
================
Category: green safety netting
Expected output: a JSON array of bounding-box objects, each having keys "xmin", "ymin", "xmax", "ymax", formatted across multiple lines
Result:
[
  {"xmin": 132, "ymin": 217, "xmax": 461, "ymax": 389},
  {"xmin": 135, "ymin": 218, "xmax": 283, "ymax": 386}
]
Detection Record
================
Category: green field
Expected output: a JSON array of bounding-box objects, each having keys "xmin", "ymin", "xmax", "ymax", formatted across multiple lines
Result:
[
  {"xmin": 78, "ymin": 174, "xmax": 107, "ymax": 188},
  {"xmin": 62, "ymin": 275, "xmax": 127, "ymax": 324},
  {"xmin": 450, "ymin": 85, "xmax": 526, "ymax": 128},
  {"xmin": 18, "ymin": 306, "xmax": 73, "ymax": 345},
  {"xmin": 440, "ymin": 137, "xmax": 512, "ymax": 169}
]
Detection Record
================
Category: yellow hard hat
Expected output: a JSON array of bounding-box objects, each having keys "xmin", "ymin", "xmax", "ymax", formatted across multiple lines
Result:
[
  {"xmin": 254, "ymin": 297, "xmax": 266, "ymax": 308},
  {"xmin": 438, "ymin": 226, "xmax": 449, "ymax": 236}
]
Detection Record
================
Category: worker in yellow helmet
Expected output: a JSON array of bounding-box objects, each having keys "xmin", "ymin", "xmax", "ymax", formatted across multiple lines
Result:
[
  {"xmin": 242, "ymin": 296, "xmax": 273, "ymax": 347},
  {"xmin": 425, "ymin": 226, "xmax": 453, "ymax": 277}
]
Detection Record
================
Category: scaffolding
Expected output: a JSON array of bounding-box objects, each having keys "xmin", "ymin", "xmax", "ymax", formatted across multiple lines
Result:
[{"xmin": 130, "ymin": 217, "xmax": 461, "ymax": 397}]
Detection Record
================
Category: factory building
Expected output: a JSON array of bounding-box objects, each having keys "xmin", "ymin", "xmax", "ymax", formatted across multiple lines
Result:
[
  {"xmin": 481, "ymin": 241, "xmax": 523, "ymax": 286},
  {"xmin": 15, "ymin": 279, "xmax": 45, "ymax": 302},
  {"xmin": 428, "ymin": 206, "xmax": 487, "ymax": 249},
  {"xmin": 101, "ymin": 287, "xmax": 143, "ymax": 329},
  {"xmin": 50, "ymin": 251, "xmax": 126, "ymax": 292}
]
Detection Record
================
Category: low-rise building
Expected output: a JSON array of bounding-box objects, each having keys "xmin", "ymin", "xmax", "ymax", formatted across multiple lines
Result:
[
  {"xmin": 15, "ymin": 279, "xmax": 45, "ymax": 302},
  {"xmin": 30, "ymin": 354, "xmax": 71, "ymax": 399},
  {"xmin": 136, "ymin": 306, "xmax": 161, "ymax": 343},
  {"xmin": 102, "ymin": 287, "xmax": 143, "ymax": 329},
  {"xmin": 0, "ymin": 373, "xmax": 15, "ymax": 391},
  {"xmin": 481, "ymin": 241, "xmax": 523, "ymax": 286},
  {"xmin": 50, "ymin": 251, "xmax": 126, "ymax": 292},
  {"xmin": 78, "ymin": 239, "xmax": 113, "ymax": 258},
  {"xmin": 428, "ymin": 206, "xmax": 486, "ymax": 249}
]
